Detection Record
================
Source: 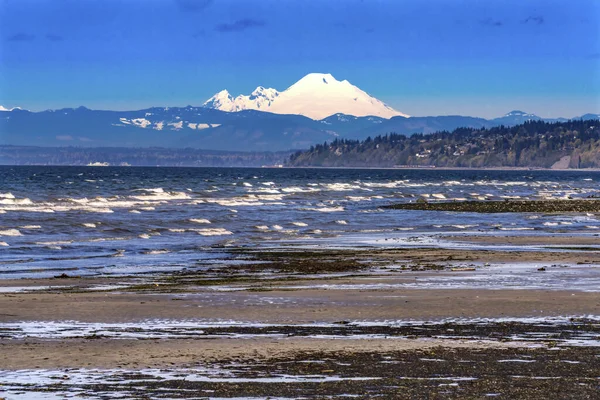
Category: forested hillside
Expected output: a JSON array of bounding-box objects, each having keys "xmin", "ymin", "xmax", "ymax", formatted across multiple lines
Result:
[{"xmin": 288, "ymin": 120, "xmax": 600, "ymax": 168}]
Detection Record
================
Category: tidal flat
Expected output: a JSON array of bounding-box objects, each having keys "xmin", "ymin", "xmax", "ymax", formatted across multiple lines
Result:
[{"xmin": 1, "ymin": 243, "xmax": 600, "ymax": 399}]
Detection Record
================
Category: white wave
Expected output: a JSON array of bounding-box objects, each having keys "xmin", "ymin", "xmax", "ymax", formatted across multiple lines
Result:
[
  {"xmin": 0, "ymin": 197, "xmax": 33, "ymax": 205},
  {"xmin": 281, "ymin": 186, "xmax": 320, "ymax": 193},
  {"xmin": 0, "ymin": 241, "xmax": 8, "ymax": 247},
  {"xmin": 291, "ymin": 221, "xmax": 308, "ymax": 227},
  {"xmin": 336, "ymin": 220, "xmax": 348, "ymax": 225},
  {"xmin": 451, "ymin": 225, "xmax": 477, "ymax": 229},
  {"xmin": 68, "ymin": 197, "xmax": 90, "ymax": 204},
  {"xmin": 543, "ymin": 222, "xmax": 559, "ymax": 226},
  {"xmin": 249, "ymin": 188, "xmax": 281, "ymax": 194},
  {"xmin": 322, "ymin": 183, "xmax": 362, "ymax": 191},
  {"xmin": 143, "ymin": 250, "xmax": 170, "ymax": 255},
  {"xmin": 0, "ymin": 229, "xmax": 22, "ymax": 236},
  {"xmin": 498, "ymin": 227, "xmax": 535, "ymax": 231},
  {"xmin": 347, "ymin": 196, "xmax": 372, "ymax": 201},
  {"xmin": 254, "ymin": 194, "xmax": 285, "ymax": 201},
  {"xmin": 272, "ymin": 225, "xmax": 283, "ymax": 230},
  {"xmin": 190, "ymin": 218, "xmax": 211, "ymax": 224},
  {"xmin": 255, "ymin": 225, "xmax": 269, "ymax": 230},
  {"xmin": 306, "ymin": 207, "xmax": 345, "ymax": 212},
  {"xmin": 139, "ymin": 207, "xmax": 155, "ymax": 211},
  {"xmin": 195, "ymin": 228, "xmax": 233, "ymax": 236},
  {"xmin": 261, "ymin": 181, "xmax": 275, "ymax": 186},
  {"xmin": 139, "ymin": 234, "xmax": 151, "ymax": 239},
  {"xmin": 41, "ymin": 240, "xmax": 72, "ymax": 246},
  {"xmin": 131, "ymin": 191, "xmax": 190, "ymax": 201},
  {"xmin": 242, "ymin": 182, "xmax": 253, "ymax": 187},
  {"xmin": 20, "ymin": 225, "xmax": 41, "ymax": 229},
  {"xmin": 168, "ymin": 228, "xmax": 186, "ymax": 232},
  {"xmin": 0, "ymin": 192, "xmax": 15, "ymax": 199},
  {"xmin": 362, "ymin": 181, "xmax": 401, "ymax": 188},
  {"xmin": 129, "ymin": 210, "xmax": 141, "ymax": 213},
  {"xmin": 134, "ymin": 188, "xmax": 165, "ymax": 193},
  {"xmin": 205, "ymin": 198, "xmax": 264, "ymax": 207},
  {"xmin": 82, "ymin": 223, "xmax": 97, "ymax": 228},
  {"xmin": 431, "ymin": 194, "xmax": 446, "ymax": 199}
]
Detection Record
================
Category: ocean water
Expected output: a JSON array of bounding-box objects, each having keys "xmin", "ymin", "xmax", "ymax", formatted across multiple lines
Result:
[{"xmin": 1, "ymin": 166, "xmax": 600, "ymax": 278}]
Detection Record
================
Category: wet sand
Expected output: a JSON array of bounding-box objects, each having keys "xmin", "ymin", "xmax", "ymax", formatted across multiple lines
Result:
[
  {"xmin": 1, "ymin": 241, "xmax": 600, "ymax": 398},
  {"xmin": 444, "ymin": 234, "xmax": 600, "ymax": 247},
  {"xmin": 1, "ymin": 288, "xmax": 599, "ymax": 324},
  {"xmin": 0, "ymin": 337, "xmax": 522, "ymax": 370}
]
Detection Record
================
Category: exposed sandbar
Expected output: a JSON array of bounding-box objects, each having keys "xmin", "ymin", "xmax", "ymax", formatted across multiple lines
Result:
[{"xmin": 383, "ymin": 199, "xmax": 600, "ymax": 213}]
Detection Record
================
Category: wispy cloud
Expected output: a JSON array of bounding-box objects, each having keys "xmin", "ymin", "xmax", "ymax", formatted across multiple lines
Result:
[
  {"xmin": 523, "ymin": 16, "xmax": 544, "ymax": 25},
  {"xmin": 215, "ymin": 19, "xmax": 265, "ymax": 33},
  {"xmin": 175, "ymin": 0, "xmax": 213, "ymax": 13},
  {"xmin": 480, "ymin": 18, "xmax": 503, "ymax": 27},
  {"xmin": 45, "ymin": 34, "xmax": 64, "ymax": 42},
  {"xmin": 7, "ymin": 33, "xmax": 35, "ymax": 42}
]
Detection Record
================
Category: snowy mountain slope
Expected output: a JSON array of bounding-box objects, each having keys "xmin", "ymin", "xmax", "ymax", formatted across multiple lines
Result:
[
  {"xmin": 203, "ymin": 87, "xmax": 279, "ymax": 112},
  {"xmin": 202, "ymin": 73, "xmax": 408, "ymax": 120},
  {"xmin": 0, "ymin": 105, "xmax": 24, "ymax": 112}
]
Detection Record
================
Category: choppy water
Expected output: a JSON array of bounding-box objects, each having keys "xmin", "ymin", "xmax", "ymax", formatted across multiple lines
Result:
[{"xmin": 1, "ymin": 166, "xmax": 600, "ymax": 278}]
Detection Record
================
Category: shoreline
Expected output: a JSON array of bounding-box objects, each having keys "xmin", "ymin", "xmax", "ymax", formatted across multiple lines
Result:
[
  {"xmin": 3, "ymin": 163, "xmax": 600, "ymax": 171},
  {"xmin": 2, "ymin": 235, "xmax": 599, "ymax": 397}
]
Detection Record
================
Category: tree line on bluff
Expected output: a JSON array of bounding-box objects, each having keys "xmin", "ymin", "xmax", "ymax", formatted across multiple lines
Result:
[{"xmin": 287, "ymin": 120, "xmax": 600, "ymax": 168}]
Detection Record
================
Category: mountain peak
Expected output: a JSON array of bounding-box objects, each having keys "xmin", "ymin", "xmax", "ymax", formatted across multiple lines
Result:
[
  {"xmin": 203, "ymin": 73, "xmax": 408, "ymax": 120},
  {"xmin": 296, "ymin": 72, "xmax": 337, "ymax": 84},
  {"xmin": 505, "ymin": 110, "xmax": 531, "ymax": 117}
]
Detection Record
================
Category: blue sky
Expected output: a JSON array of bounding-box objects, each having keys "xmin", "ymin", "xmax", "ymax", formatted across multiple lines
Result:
[{"xmin": 0, "ymin": 0, "xmax": 598, "ymax": 118}]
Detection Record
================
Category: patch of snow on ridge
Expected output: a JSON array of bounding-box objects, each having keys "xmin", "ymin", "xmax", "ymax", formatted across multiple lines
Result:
[
  {"xmin": 202, "ymin": 73, "xmax": 408, "ymax": 120},
  {"xmin": 0, "ymin": 105, "xmax": 23, "ymax": 111},
  {"xmin": 119, "ymin": 118, "xmax": 152, "ymax": 128},
  {"xmin": 168, "ymin": 121, "xmax": 183, "ymax": 130}
]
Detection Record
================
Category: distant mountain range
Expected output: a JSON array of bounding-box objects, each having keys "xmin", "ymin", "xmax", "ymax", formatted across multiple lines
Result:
[{"xmin": 0, "ymin": 73, "xmax": 598, "ymax": 152}]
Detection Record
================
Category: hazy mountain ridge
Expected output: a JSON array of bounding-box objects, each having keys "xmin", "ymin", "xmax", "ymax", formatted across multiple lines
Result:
[{"xmin": 1, "ymin": 104, "xmax": 598, "ymax": 151}]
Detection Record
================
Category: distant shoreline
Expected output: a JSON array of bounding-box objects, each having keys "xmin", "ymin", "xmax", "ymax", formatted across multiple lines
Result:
[{"xmin": 2, "ymin": 163, "xmax": 600, "ymax": 172}]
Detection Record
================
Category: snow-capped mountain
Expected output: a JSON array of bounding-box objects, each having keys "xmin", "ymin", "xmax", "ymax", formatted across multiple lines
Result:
[
  {"xmin": 203, "ymin": 73, "xmax": 408, "ymax": 120},
  {"xmin": 503, "ymin": 110, "xmax": 539, "ymax": 118},
  {"xmin": 202, "ymin": 87, "xmax": 279, "ymax": 112},
  {"xmin": 491, "ymin": 110, "xmax": 542, "ymax": 126}
]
